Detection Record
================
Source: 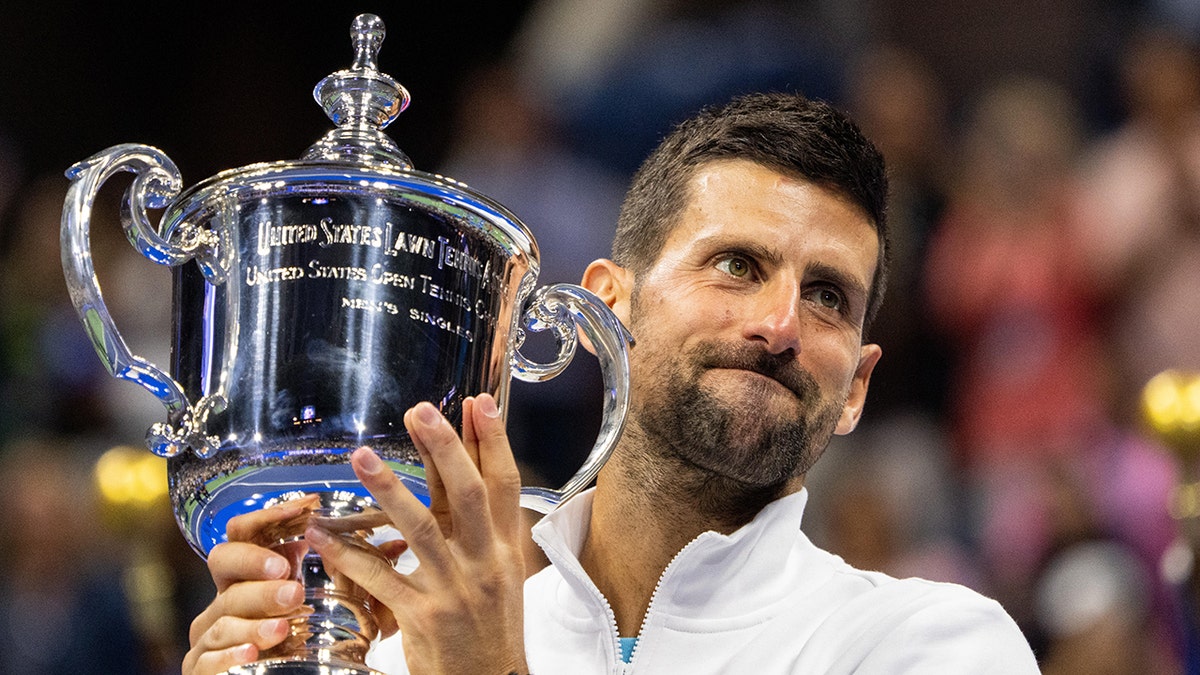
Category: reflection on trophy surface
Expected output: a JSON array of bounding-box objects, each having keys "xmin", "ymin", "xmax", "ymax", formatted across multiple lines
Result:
[{"xmin": 60, "ymin": 13, "xmax": 631, "ymax": 674}]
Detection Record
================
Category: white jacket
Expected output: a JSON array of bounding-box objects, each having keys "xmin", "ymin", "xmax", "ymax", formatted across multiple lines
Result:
[
  {"xmin": 369, "ymin": 488, "xmax": 1040, "ymax": 674},
  {"xmin": 523, "ymin": 488, "xmax": 1040, "ymax": 674}
]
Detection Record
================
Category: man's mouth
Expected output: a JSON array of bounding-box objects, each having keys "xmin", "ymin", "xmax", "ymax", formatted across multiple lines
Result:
[
  {"xmin": 711, "ymin": 367, "xmax": 797, "ymax": 396},
  {"xmin": 695, "ymin": 346, "xmax": 815, "ymax": 401}
]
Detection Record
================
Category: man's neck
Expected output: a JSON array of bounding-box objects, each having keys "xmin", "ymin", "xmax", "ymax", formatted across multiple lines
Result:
[{"xmin": 577, "ymin": 422, "xmax": 801, "ymax": 637}]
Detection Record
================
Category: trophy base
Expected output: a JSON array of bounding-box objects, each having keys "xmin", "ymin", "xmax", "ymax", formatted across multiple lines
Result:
[{"xmin": 224, "ymin": 657, "xmax": 385, "ymax": 675}]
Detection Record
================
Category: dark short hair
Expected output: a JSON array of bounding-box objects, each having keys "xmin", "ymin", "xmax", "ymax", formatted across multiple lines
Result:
[{"xmin": 612, "ymin": 92, "xmax": 890, "ymax": 337}]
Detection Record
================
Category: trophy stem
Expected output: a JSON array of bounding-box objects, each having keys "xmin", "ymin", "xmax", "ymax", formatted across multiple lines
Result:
[
  {"xmin": 274, "ymin": 549, "xmax": 378, "ymax": 661},
  {"xmin": 223, "ymin": 494, "xmax": 393, "ymax": 675}
]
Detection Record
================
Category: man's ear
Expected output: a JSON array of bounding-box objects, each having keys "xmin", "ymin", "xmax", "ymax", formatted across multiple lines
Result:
[
  {"xmin": 576, "ymin": 259, "xmax": 634, "ymax": 356},
  {"xmin": 834, "ymin": 343, "xmax": 882, "ymax": 435},
  {"xmin": 581, "ymin": 258, "xmax": 634, "ymax": 325}
]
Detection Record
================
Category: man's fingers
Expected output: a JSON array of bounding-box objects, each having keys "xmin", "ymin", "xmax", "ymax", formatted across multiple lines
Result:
[
  {"xmin": 184, "ymin": 642, "xmax": 259, "ymax": 675},
  {"xmin": 473, "ymin": 393, "xmax": 523, "ymax": 538},
  {"xmin": 461, "ymin": 396, "xmax": 482, "ymax": 467},
  {"xmin": 190, "ymin": 579, "xmax": 305, "ymax": 645},
  {"xmin": 405, "ymin": 402, "xmax": 495, "ymax": 552},
  {"xmin": 306, "ymin": 524, "xmax": 417, "ymax": 602},
  {"xmin": 207, "ymin": 542, "xmax": 294, "ymax": 593},
  {"xmin": 404, "ymin": 405, "xmax": 451, "ymax": 535},
  {"xmin": 378, "ymin": 539, "xmax": 410, "ymax": 562},
  {"xmin": 225, "ymin": 494, "xmax": 319, "ymax": 542},
  {"xmin": 415, "ymin": 438, "xmax": 450, "ymax": 534},
  {"xmin": 371, "ymin": 596, "xmax": 400, "ymax": 638},
  {"xmin": 351, "ymin": 446, "xmax": 454, "ymax": 569},
  {"xmin": 186, "ymin": 610, "xmax": 294, "ymax": 674},
  {"xmin": 193, "ymin": 615, "xmax": 289, "ymax": 652}
]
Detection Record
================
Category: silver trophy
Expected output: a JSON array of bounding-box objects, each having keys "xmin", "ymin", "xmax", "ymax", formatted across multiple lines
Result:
[{"xmin": 61, "ymin": 14, "xmax": 631, "ymax": 674}]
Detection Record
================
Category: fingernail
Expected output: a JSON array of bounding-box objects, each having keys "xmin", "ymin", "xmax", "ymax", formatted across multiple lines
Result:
[
  {"xmin": 477, "ymin": 394, "xmax": 500, "ymax": 418},
  {"xmin": 276, "ymin": 582, "xmax": 302, "ymax": 606},
  {"xmin": 416, "ymin": 402, "xmax": 441, "ymax": 426},
  {"xmin": 353, "ymin": 446, "xmax": 384, "ymax": 475},
  {"xmin": 259, "ymin": 618, "xmax": 287, "ymax": 639},
  {"xmin": 305, "ymin": 525, "xmax": 332, "ymax": 546},
  {"xmin": 233, "ymin": 643, "xmax": 256, "ymax": 662},
  {"xmin": 263, "ymin": 556, "xmax": 288, "ymax": 579}
]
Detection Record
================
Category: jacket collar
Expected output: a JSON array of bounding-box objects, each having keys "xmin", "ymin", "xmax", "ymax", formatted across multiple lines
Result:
[{"xmin": 532, "ymin": 487, "xmax": 828, "ymax": 621}]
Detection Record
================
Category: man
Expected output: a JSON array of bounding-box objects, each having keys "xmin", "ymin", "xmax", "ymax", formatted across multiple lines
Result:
[{"xmin": 185, "ymin": 93, "xmax": 1039, "ymax": 674}]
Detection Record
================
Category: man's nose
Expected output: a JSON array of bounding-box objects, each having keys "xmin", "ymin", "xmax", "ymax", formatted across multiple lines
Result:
[{"xmin": 742, "ymin": 281, "xmax": 802, "ymax": 355}]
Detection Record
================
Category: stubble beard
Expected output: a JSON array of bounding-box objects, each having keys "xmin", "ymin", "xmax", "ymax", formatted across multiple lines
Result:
[{"xmin": 629, "ymin": 335, "xmax": 845, "ymax": 525}]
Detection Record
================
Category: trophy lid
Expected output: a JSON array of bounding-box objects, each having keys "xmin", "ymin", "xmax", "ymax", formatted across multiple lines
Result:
[
  {"xmin": 162, "ymin": 13, "xmax": 538, "ymax": 272},
  {"xmin": 303, "ymin": 13, "xmax": 413, "ymax": 168}
]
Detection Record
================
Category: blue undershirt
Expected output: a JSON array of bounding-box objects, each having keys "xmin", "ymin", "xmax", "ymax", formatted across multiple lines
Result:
[{"xmin": 619, "ymin": 637, "xmax": 638, "ymax": 663}]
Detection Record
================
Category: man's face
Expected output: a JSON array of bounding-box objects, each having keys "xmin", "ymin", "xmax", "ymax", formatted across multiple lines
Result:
[{"xmin": 611, "ymin": 159, "xmax": 882, "ymax": 487}]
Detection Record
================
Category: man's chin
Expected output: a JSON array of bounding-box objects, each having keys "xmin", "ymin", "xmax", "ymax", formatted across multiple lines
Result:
[{"xmin": 680, "ymin": 446, "xmax": 802, "ymax": 489}]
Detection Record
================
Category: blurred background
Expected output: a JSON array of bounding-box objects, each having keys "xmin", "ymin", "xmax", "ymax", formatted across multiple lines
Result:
[{"xmin": 2, "ymin": 0, "xmax": 1200, "ymax": 672}]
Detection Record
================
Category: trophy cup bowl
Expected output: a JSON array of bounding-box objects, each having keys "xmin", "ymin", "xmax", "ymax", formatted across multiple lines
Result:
[{"xmin": 60, "ymin": 14, "xmax": 632, "ymax": 674}]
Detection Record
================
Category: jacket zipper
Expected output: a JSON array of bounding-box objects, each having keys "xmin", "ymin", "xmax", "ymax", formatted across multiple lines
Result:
[
  {"xmin": 623, "ymin": 534, "xmax": 707, "ymax": 672},
  {"xmin": 537, "ymin": 535, "xmax": 626, "ymax": 674},
  {"xmin": 601, "ymin": 588, "xmax": 624, "ymax": 674}
]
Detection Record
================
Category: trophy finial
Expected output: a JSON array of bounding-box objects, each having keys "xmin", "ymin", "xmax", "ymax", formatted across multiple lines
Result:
[
  {"xmin": 304, "ymin": 13, "xmax": 412, "ymax": 166},
  {"xmin": 350, "ymin": 14, "xmax": 386, "ymax": 71}
]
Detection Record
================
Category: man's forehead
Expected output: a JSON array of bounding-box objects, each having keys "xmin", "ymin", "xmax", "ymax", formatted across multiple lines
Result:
[
  {"xmin": 680, "ymin": 158, "xmax": 874, "ymax": 222},
  {"xmin": 666, "ymin": 162, "xmax": 879, "ymax": 252}
]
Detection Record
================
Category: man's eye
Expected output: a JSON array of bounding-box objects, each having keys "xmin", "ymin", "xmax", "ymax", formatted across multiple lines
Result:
[
  {"xmin": 716, "ymin": 256, "xmax": 753, "ymax": 278},
  {"xmin": 809, "ymin": 288, "xmax": 844, "ymax": 311}
]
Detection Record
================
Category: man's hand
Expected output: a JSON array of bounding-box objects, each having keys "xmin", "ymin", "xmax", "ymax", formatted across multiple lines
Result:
[
  {"xmin": 183, "ymin": 496, "xmax": 317, "ymax": 675},
  {"xmin": 307, "ymin": 394, "xmax": 529, "ymax": 675}
]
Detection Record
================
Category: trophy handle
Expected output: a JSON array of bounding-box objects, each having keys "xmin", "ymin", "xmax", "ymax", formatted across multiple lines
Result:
[
  {"xmin": 512, "ymin": 283, "xmax": 633, "ymax": 513},
  {"xmin": 61, "ymin": 143, "xmax": 225, "ymax": 457}
]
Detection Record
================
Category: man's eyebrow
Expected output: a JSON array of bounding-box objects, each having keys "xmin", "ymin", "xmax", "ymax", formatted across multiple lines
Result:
[
  {"xmin": 807, "ymin": 261, "xmax": 870, "ymax": 310},
  {"xmin": 693, "ymin": 235, "xmax": 785, "ymax": 267}
]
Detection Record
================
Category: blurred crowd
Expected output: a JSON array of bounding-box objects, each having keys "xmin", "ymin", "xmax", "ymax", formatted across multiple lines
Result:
[{"xmin": 3, "ymin": 0, "xmax": 1200, "ymax": 672}]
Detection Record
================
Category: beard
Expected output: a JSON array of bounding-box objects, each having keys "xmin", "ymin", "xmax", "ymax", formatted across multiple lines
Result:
[{"xmin": 635, "ymin": 337, "xmax": 846, "ymax": 490}]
